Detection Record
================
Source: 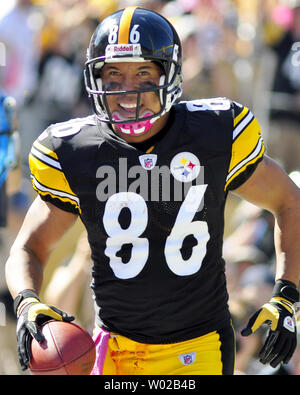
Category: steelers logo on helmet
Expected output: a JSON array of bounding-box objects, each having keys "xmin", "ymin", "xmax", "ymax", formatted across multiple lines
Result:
[
  {"xmin": 170, "ymin": 152, "xmax": 201, "ymax": 183},
  {"xmin": 84, "ymin": 6, "xmax": 183, "ymax": 135}
]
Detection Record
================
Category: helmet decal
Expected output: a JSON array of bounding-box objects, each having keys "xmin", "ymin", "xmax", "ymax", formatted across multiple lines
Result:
[
  {"xmin": 84, "ymin": 7, "xmax": 183, "ymax": 135},
  {"xmin": 105, "ymin": 44, "xmax": 142, "ymax": 61},
  {"xmin": 118, "ymin": 6, "xmax": 139, "ymax": 44}
]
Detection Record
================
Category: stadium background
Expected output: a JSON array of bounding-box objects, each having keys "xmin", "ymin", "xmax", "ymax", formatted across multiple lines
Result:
[{"xmin": 0, "ymin": 0, "xmax": 300, "ymax": 375}]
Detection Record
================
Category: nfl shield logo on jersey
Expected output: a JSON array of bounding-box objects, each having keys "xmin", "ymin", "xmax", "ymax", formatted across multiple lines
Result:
[
  {"xmin": 139, "ymin": 154, "xmax": 157, "ymax": 170},
  {"xmin": 179, "ymin": 352, "xmax": 196, "ymax": 366}
]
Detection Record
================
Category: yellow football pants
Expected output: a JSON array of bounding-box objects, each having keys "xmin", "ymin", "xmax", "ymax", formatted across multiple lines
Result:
[{"xmin": 91, "ymin": 323, "xmax": 235, "ymax": 375}]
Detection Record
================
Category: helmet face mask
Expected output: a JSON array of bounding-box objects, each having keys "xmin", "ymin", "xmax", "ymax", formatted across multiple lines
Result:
[{"xmin": 84, "ymin": 7, "xmax": 183, "ymax": 134}]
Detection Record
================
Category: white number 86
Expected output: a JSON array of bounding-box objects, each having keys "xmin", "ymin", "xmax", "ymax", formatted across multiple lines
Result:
[{"xmin": 103, "ymin": 185, "xmax": 209, "ymax": 279}]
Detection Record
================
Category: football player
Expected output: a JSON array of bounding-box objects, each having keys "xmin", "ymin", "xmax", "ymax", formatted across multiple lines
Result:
[{"xmin": 5, "ymin": 7, "xmax": 300, "ymax": 375}]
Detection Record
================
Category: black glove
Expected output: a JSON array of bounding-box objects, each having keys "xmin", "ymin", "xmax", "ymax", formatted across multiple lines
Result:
[
  {"xmin": 14, "ymin": 290, "xmax": 74, "ymax": 371},
  {"xmin": 241, "ymin": 280, "xmax": 299, "ymax": 368}
]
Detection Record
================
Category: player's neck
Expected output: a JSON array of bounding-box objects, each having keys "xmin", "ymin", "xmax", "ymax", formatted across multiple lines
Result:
[{"xmin": 111, "ymin": 112, "xmax": 170, "ymax": 144}]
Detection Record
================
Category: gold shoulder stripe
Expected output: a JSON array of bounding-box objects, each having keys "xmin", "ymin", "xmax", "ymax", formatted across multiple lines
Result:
[
  {"xmin": 31, "ymin": 146, "xmax": 61, "ymax": 171},
  {"xmin": 228, "ymin": 117, "xmax": 261, "ymax": 174},
  {"xmin": 29, "ymin": 153, "xmax": 76, "ymax": 199},
  {"xmin": 118, "ymin": 6, "xmax": 138, "ymax": 44},
  {"xmin": 31, "ymin": 175, "xmax": 81, "ymax": 214},
  {"xmin": 233, "ymin": 111, "xmax": 254, "ymax": 141},
  {"xmin": 33, "ymin": 140, "xmax": 58, "ymax": 160},
  {"xmin": 233, "ymin": 105, "xmax": 249, "ymax": 128},
  {"xmin": 225, "ymin": 138, "xmax": 265, "ymax": 190}
]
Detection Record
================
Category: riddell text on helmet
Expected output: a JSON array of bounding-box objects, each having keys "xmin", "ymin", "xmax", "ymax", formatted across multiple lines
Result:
[
  {"xmin": 114, "ymin": 45, "xmax": 133, "ymax": 52},
  {"xmin": 106, "ymin": 44, "xmax": 142, "ymax": 58}
]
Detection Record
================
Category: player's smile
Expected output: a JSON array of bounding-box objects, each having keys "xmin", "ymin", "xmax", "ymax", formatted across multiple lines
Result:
[
  {"xmin": 116, "ymin": 102, "xmax": 144, "ymax": 118},
  {"xmin": 101, "ymin": 63, "xmax": 161, "ymax": 116},
  {"xmin": 100, "ymin": 62, "xmax": 169, "ymax": 142}
]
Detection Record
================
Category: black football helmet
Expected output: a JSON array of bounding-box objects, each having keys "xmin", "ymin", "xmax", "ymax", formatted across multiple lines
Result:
[{"xmin": 84, "ymin": 6, "xmax": 183, "ymax": 130}]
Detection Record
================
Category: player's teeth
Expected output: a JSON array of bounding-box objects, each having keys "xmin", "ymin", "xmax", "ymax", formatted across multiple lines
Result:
[
  {"xmin": 120, "ymin": 127, "xmax": 131, "ymax": 134},
  {"xmin": 133, "ymin": 126, "xmax": 145, "ymax": 134},
  {"xmin": 120, "ymin": 103, "xmax": 136, "ymax": 109},
  {"xmin": 120, "ymin": 126, "xmax": 145, "ymax": 134}
]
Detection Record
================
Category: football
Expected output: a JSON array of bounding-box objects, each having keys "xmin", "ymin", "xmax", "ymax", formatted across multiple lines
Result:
[{"xmin": 29, "ymin": 320, "xmax": 96, "ymax": 375}]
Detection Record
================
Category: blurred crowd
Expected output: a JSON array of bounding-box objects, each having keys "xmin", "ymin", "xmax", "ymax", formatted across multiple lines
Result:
[{"xmin": 0, "ymin": 0, "xmax": 300, "ymax": 375}]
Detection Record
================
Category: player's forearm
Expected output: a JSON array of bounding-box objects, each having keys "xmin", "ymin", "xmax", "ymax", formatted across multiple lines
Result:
[
  {"xmin": 5, "ymin": 198, "xmax": 78, "ymax": 299},
  {"xmin": 5, "ymin": 245, "xmax": 44, "ymax": 299},
  {"xmin": 274, "ymin": 196, "xmax": 300, "ymax": 287}
]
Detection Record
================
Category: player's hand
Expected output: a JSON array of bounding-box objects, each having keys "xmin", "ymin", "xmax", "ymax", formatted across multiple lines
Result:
[
  {"xmin": 16, "ymin": 295, "xmax": 74, "ymax": 371},
  {"xmin": 241, "ymin": 280, "xmax": 299, "ymax": 368}
]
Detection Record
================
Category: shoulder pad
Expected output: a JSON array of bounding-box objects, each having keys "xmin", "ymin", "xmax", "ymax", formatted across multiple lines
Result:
[{"xmin": 50, "ymin": 116, "xmax": 97, "ymax": 138}]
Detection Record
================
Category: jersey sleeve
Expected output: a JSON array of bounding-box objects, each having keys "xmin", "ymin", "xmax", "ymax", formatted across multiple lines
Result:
[
  {"xmin": 28, "ymin": 129, "xmax": 81, "ymax": 215},
  {"xmin": 225, "ymin": 102, "xmax": 265, "ymax": 191}
]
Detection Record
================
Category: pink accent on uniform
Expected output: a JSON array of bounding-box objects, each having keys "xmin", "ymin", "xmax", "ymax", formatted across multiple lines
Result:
[
  {"xmin": 90, "ymin": 327, "xmax": 110, "ymax": 375},
  {"xmin": 112, "ymin": 112, "xmax": 154, "ymax": 135}
]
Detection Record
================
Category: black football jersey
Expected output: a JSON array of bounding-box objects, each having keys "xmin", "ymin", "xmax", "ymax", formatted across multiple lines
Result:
[{"xmin": 29, "ymin": 98, "xmax": 265, "ymax": 344}]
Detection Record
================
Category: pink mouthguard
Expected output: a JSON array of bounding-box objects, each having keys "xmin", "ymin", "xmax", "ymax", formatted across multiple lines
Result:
[{"xmin": 112, "ymin": 112, "xmax": 155, "ymax": 135}]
